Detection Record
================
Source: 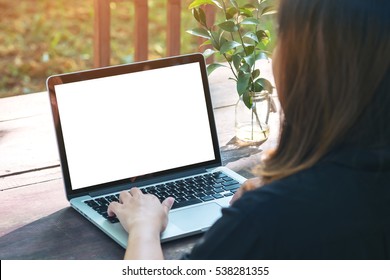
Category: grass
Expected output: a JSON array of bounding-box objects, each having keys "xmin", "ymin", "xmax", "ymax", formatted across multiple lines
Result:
[{"xmin": 0, "ymin": 0, "xmax": 276, "ymax": 98}]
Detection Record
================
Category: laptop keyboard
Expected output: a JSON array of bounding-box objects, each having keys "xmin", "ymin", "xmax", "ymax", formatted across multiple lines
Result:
[{"xmin": 83, "ymin": 171, "xmax": 241, "ymax": 223}]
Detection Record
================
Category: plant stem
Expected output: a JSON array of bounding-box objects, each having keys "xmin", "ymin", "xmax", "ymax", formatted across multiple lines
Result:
[
  {"xmin": 265, "ymin": 94, "xmax": 270, "ymax": 124},
  {"xmin": 253, "ymin": 1, "xmax": 260, "ymax": 74},
  {"xmin": 236, "ymin": 13, "xmax": 248, "ymax": 57},
  {"xmin": 251, "ymin": 105, "xmax": 254, "ymax": 140},
  {"xmin": 253, "ymin": 103, "xmax": 268, "ymax": 139},
  {"xmin": 225, "ymin": 57, "xmax": 239, "ymax": 80},
  {"xmin": 221, "ymin": 0, "xmax": 227, "ymax": 18}
]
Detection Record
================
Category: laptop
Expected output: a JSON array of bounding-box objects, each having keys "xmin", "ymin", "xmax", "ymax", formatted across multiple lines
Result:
[{"xmin": 46, "ymin": 53, "xmax": 246, "ymax": 248}]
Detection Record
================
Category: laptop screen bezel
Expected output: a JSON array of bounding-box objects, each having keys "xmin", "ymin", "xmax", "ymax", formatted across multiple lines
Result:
[{"xmin": 47, "ymin": 53, "xmax": 222, "ymax": 199}]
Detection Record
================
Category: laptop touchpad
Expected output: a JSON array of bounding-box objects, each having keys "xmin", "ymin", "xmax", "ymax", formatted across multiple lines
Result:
[{"xmin": 170, "ymin": 203, "xmax": 223, "ymax": 232}]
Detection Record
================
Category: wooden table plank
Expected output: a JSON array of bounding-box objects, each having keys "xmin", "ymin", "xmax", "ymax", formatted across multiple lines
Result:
[
  {"xmin": 0, "ymin": 92, "xmax": 59, "ymax": 177},
  {"xmin": 0, "ymin": 114, "xmax": 59, "ymax": 177},
  {"xmin": 0, "ymin": 176, "xmax": 67, "ymax": 236},
  {"xmin": 0, "ymin": 167, "xmax": 61, "ymax": 192},
  {"xmin": 0, "ymin": 204, "xmax": 201, "ymax": 259}
]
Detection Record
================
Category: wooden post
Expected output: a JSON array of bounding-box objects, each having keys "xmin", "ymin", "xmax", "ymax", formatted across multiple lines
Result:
[
  {"xmin": 167, "ymin": 0, "xmax": 181, "ymax": 56},
  {"xmin": 93, "ymin": 0, "xmax": 111, "ymax": 68},
  {"xmin": 134, "ymin": 0, "xmax": 148, "ymax": 61}
]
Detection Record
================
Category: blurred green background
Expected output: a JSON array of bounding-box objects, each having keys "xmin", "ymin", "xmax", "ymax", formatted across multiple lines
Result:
[{"xmin": 0, "ymin": 0, "xmax": 276, "ymax": 98}]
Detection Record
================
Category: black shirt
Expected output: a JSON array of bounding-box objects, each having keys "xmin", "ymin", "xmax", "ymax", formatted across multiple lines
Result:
[{"xmin": 183, "ymin": 146, "xmax": 390, "ymax": 259}]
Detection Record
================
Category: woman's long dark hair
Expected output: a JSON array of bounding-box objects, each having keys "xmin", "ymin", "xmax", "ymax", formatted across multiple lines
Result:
[{"xmin": 257, "ymin": 0, "xmax": 390, "ymax": 183}]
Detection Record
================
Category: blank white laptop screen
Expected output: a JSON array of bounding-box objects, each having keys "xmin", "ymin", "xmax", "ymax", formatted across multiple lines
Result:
[{"xmin": 54, "ymin": 62, "xmax": 215, "ymax": 190}]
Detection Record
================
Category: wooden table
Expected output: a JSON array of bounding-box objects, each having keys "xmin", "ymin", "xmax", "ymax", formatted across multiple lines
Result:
[{"xmin": 0, "ymin": 62, "xmax": 278, "ymax": 259}]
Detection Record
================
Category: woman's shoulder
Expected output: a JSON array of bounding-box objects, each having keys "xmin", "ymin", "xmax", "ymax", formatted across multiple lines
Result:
[{"xmin": 234, "ymin": 145, "xmax": 390, "ymax": 219}]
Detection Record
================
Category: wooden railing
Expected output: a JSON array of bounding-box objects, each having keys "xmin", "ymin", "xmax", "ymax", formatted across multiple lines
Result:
[{"xmin": 93, "ymin": 0, "xmax": 216, "ymax": 68}]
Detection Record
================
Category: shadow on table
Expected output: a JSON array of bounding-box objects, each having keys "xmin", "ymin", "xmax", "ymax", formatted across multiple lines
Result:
[{"xmin": 0, "ymin": 207, "xmax": 200, "ymax": 260}]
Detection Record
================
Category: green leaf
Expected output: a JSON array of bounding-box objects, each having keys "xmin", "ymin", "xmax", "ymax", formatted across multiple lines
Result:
[
  {"xmin": 219, "ymin": 41, "xmax": 241, "ymax": 54},
  {"xmin": 255, "ymin": 51, "xmax": 268, "ymax": 60},
  {"xmin": 187, "ymin": 27, "xmax": 211, "ymax": 39},
  {"xmin": 218, "ymin": 20, "xmax": 238, "ymax": 32},
  {"xmin": 203, "ymin": 48, "xmax": 216, "ymax": 58},
  {"xmin": 204, "ymin": 30, "xmax": 225, "ymax": 51},
  {"xmin": 241, "ymin": 17, "xmax": 260, "ymax": 25},
  {"xmin": 243, "ymin": 91, "xmax": 253, "ymax": 109},
  {"xmin": 255, "ymin": 78, "xmax": 273, "ymax": 93},
  {"xmin": 237, "ymin": 71, "xmax": 251, "ymax": 95},
  {"xmin": 243, "ymin": 4, "xmax": 256, "ymax": 10},
  {"xmin": 243, "ymin": 31, "xmax": 259, "ymax": 43},
  {"xmin": 261, "ymin": 37, "xmax": 270, "ymax": 46},
  {"xmin": 253, "ymin": 79, "xmax": 264, "ymax": 92},
  {"xmin": 252, "ymin": 69, "xmax": 260, "ymax": 80},
  {"xmin": 257, "ymin": 30, "xmax": 271, "ymax": 46},
  {"xmin": 225, "ymin": 7, "xmax": 237, "ymax": 19},
  {"xmin": 188, "ymin": 0, "xmax": 223, "ymax": 9},
  {"xmin": 234, "ymin": 46, "xmax": 246, "ymax": 56},
  {"xmin": 261, "ymin": 5, "xmax": 278, "ymax": 16},
  {"xmin": 210, "ymin": 31, "xmax": 221, "ymax": 49},
  {"xmin": 256, "ymin": 30, "xmax": 269, "ymax": 46},
  {"xmin": 219, "ymin": 32, "xmax": 228, "ymax": 45},
  {"xmin": 239, "ymin": 8, "xmax": 254, "ymax": 17},
  {"xmin": 229, "ymin": 0, "xmax": 239, "ymax": 9},
  {"xmin": 232, "ymin": 54, "xmax": 242, "ymax": 71},
  {"xmin": 206, "ymin": 63, "xmax": 226, "ymax": 76},
  {"xmin": 244, "ymin": 45, "xmax": 255, "ymax": 55},
  {"xmin": 198, "ymin": 8, "xmax": 207, "ymax": 26},
  {"xmin": 211, "ymin": 0, "xmax": 223, "ymax": 8},
  {"xmin": 239, "ymin": 63, "xmax": 251, "ymax": 73},
  {"xmin": 256, "ymin": 30, "xmax": 269, "ymax": 40},
  {"xmin": 243, "ymin": 54, "xmax": 255, "ymax": 67},
  {"xmin": 200, "ymin": 39, "xmax": 212, "ymax": 47},
  {"xmin": 224, "ymin": 53, "xmax": 233, "ymax": 62},
  {"xmin": 193, "ymin": 8, "xmax": 200, "ymax": 23}
]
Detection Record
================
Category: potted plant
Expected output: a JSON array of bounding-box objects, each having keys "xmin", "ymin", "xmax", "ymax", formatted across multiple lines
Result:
[{"xmin": 187, "ymin": 0, "xmax": 277, "ymax": 145}]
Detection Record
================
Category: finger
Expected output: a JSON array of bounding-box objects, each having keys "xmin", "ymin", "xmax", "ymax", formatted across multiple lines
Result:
[
  {"xmin": 242, "ymin": 177, "xmax": 262, "ymax": 191},
  {"xmin": 230, "ymin": 178, "xmax": 262, "ymax": 205},
  {"xmin": 107, "ymin": 201, "xmax": 120, "ymax": 216},
  {"xmin": 230, "ymin": 187, "xmax": 244, "ymax": 205},
  {"xmin": 129, "ymin": 187, "xmax": 142, "ymax": 197},
  {"xmin": 119, "ymin": 190, "xmax": 131, "ymax": 203},
  {"xmin": 162, "ymin": 197, "xmax": 175, "ymax": 214}
]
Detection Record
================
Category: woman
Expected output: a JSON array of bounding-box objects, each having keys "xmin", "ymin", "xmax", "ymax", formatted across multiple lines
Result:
[{"xmin": 108, "ymin": 0, "xmax": 390, "ymax": 259}]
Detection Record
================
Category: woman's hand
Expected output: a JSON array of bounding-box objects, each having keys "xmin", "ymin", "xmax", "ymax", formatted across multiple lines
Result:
[
  {"xmin": 108, "ymin": 187, "xmax": 174, "ymax": 234},
  {"xmin": 230, "ymin": 177, "xmax": 262, "ymax": 205},
  {"xmin": 107, "ymin": 188, "xmax": 174, "ymax": 259}
]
